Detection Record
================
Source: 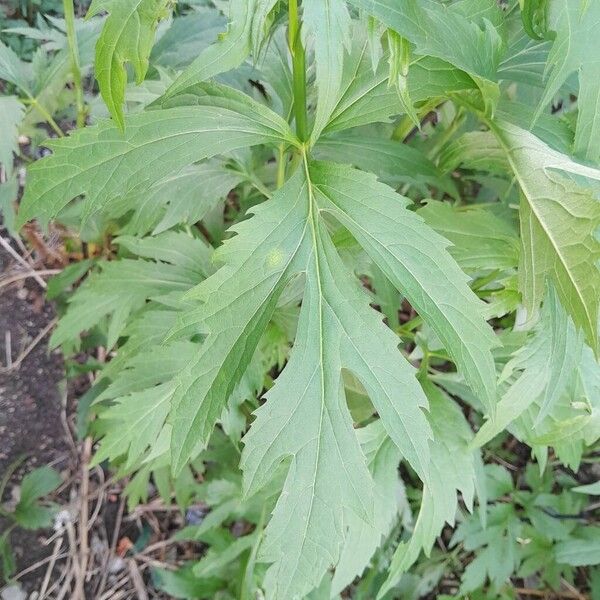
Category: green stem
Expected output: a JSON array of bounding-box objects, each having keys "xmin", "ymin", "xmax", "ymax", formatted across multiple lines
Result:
[
  {"xmin": 391, "ymin": 97, "xmax": 440, "ymax": 141},
  {"xmin": 21, "ymin": 96, "xmax": 65, "ymax": 137},
  {"xmin": 63, "ymin": 0, "xmax": 86, "ymax": 128},
  {"xmin": 276, "ymin": 144, "xmax": 287, "ymax": 189},
  {"xmin": 427, "ymin": 106, "xmax": 466, "ymax": 162},
  {"xmin": 288, "ymin": 0, "xmax": 308, "ymax": 142}
]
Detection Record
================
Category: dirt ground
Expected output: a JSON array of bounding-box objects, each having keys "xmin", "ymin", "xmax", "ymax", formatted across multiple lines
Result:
[{"xmin": 0, "ymin": 242, "xmax": 72, "ymax": 587}]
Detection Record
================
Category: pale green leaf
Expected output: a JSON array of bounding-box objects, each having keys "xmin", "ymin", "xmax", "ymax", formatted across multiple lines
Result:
[
  {"xmin": 0, "ymin": 96, "xmax": 24, "ymax": 174},
  {"xmin": 490, "ymin": 120, "xmax": 600, "ymax": 352},
  {"xmin": 379, "ymin": 379, "xmax": 481, "ymax": 598},
  {"xmin": 167, "ymin": 169, "xmax": 311, "ymax": 474},
  {"xmin": 0, "ymin": 40, "xmax": 31, "ymax": 92},
  {"xmin": 418, "ymin": 200, "xmax": 519, "ymax": 272},
  {"xmin": 302, "ymin": 0, "xmax": 351, "ymax": 141},
  {"xmin": 532, "ymin": 0, "xmax": 600, "ymax": 162},
  {"xmin": 311, "ymin": 162, "xmax": 499, "ymax": 411},
  {"xmin": 331, "ymin": 420, "xmax": 403, "ymax": 596},
  {"xmin": 93, "ymin": 382, "xmax": 174, "ymax": 469},
  {"xmin": 556, "ymin": 529, "xmax": 600, "ymax": 566},
  {"xmin": 473, "ymin": 287, "xmax": 583, "ymax": 447},
  {"xmin": 166, "ymin": 162, "xmax": 432, "ymax": 598},
  {"xmin": 324, "ymin": 41, "xmax": 476, "ymax": 134},
  {"xmin": 574, "ymin": 481, "xmax": 600, "ymax": 495},
  {"xmin": 51, "ymin": 256, "xmax": 200, "ymax": 350},
  {"xmin": 241, "ymin": 182, "xmax": 430, "ymax": 600}
]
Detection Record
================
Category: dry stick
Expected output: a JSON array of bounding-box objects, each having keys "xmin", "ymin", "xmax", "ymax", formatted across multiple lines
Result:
[
  {"xmin": 73, "ymin": 436, "xmax": 93, "ymax": 599},
  {"xmin": 0, "ymin": 317, "xmax": 57, "ymax": 373},
  {"xmin": 514, "ymin": 588, "xmax": 587, "ymax": 600},
  {"xmin": 13, "ymin": 552, "xmax": 70, "ymax": 581},
  {"xmin": 41, "ymin": 557, "xmax": 70, "ymax": 599},
  {"xmin": 65, "ymin": 520, "xmax": 82, "ymax": 595},
  {"xmin": 561, "ymin": 579, "xmax": 587, "ymax": 600},
  {"xmin": 54, "ymin": 559, "xmax": 76, "ymax": 600},
  {"xmin": 134, "ymin": 554, "xmax": 177, "ymax": 571},
  {"xmin": 4, "ymin": 330, "xmax": 12, "ymax": 369},
  {"xmin": 86, "ymin": 466, "xmax": 106, "ymax": 533},
  {"xmin": 0, "ymin": 269, "xmax": 61, "ymax": 290},
  {"xmin": 95, "ymin": 494, "xmax": 126, "ymax": 599},
  {"xmin": 0, "ymin": 235, "xmax": 47, "ymax": 288},
  {"xmin": 128, "ymin": 559, "xmax": 149, "ymax": 600},
  {"xmin": 98, "ymin": 574, "xmax": 130, "ymax": 600},
  {"xmin": 38, "ymin": 537, "xmax": 63, "ymax": 599}
]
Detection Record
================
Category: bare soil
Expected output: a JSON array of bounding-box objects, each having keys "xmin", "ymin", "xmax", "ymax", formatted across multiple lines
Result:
[{"xmin": 0, "ymin": 243, "xmax": 71, "ymax": 585}]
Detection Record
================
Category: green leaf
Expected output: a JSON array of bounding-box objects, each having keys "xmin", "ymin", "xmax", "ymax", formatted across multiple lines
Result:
[
  {"xmin": 556, "ymin": 529, "xmax": 600, "ymax": 566},
  {"xmin": 0, "ymin": 40, "xmax": 31, "ymax": 92},
  {"xmin": 87, "ymin": 0, "xmax": 171, "ymax": 130},
  {"xmin": 241, "ymin": 182, "xmax": 430, "ymax": 600},
  {"xmin": 0, "ymin": 96, "xmax": 24, "ymax": 174},
  {"xmin": 347, "ymin": 0, "xmax": 504, "ymax": 83},
  {"xmin": 331, "ymin": 420, "xmax": 403, "ymax": 596},
  {"xmin": 17, "ymin": 82, "xmax": 296, "ymax": 228},
  {"xmin": 93, "ymin": 382, "xmax": 175, "ymax": 469},
  {"xmin": 51, "ymin": 255, "xmax": 200, "ymax": 350},
  {"xmin": 473, "ymin": 286, "xmax": 583, "ymax": 447},
  {"xmin": 168, "ymin": 169, "xmax": 311, "ymax": 474},
  {"xmin": 324, "ymin": 40, "xmax": 476, "ymax": 134},
  {"xmin": 166, "ymin": 161, "xmax": 433, "ymax": 598},
  {"xmin": 153, "ymin": 565, "xmax": 223, "ymax": 599},
  {"xmin": 302, "ymin": 0, "xmax": 351, "ymax": 141},
  {"xmin": 0, "ymin": 531, "xmax": 16, "ymax": 582},
  {"xmin": 379, "ymin": 379, "xmax": 482, "ymax": 598},
  {"xmin": 490, "ymin": 119, "xmax": 600, "ymax": 352},
  {"xmin": 115, "ymin": 162, "xmax": 243, "ymax": 236},
  {"xmin": 315, "ymin": 132, "xmax": 457, "ymax": 197},
  {"xmin": 532, "ymin": 0, "xmax": 600, "ymax": 162},
  {"xmin": 0, "ymin": 176, "xmax": 19, "ymax": 238},
  {"xmin": 13, "ymin": 467, "xmax": 62, "ymax": 530},
  {"xmin": 418, "ymin": 200, "xmax": 519, "ymax": 272},
  {"xmin": 574, "ymin": 481, "xmax": 600, "ymax": 495},
  {"xmin": 311, "ymin": 162, "xmax": 498, "ymax": 411},
  {"xmin": 159, "ymin": 0, "xmax": 278, "ymax": 102}
]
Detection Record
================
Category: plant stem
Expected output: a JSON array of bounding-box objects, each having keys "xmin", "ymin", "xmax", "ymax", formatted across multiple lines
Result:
[
  {"xmin": 22, "ymin": 96, "xmax": 65, "ymax": 137},
  {"xmin": 276, "ymin": 144, "xmax": 287, "ymax": 188},
  {"xmin": 288, "ymin": 0, "xmax": 308, "ymax": 142},
  {"xmin": 63, "ymin": 0, "xmax": 86, "ymax": 128}
]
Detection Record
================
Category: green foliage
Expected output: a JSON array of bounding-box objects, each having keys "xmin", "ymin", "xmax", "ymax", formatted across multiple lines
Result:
[
  {"xmin": 6, "ymin": 0, "xmax": 600, "ymax": 598},
  {"xmin": 0, "ymin": 464, "xmax": 62, "ymax": 582}
]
